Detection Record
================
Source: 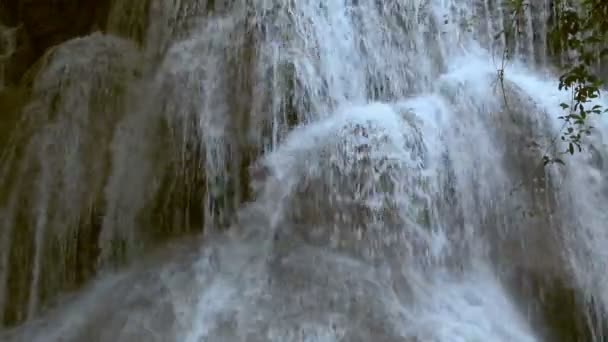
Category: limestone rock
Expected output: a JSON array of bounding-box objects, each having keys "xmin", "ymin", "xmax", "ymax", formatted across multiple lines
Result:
[{"xmin": 0, "ymin": 0, "xmax": 111, "ymax": 85}]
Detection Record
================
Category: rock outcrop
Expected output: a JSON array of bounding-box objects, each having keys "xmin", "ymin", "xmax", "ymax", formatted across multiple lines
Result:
[{"xmin": 0, "ymin": 0, "xmax": 111, "ymax": 86}]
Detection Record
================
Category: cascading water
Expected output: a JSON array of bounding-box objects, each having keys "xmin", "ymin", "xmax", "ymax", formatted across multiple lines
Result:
[{"xmin": 1, "ymin": 0, "xmax": 607, "ymax": 341}]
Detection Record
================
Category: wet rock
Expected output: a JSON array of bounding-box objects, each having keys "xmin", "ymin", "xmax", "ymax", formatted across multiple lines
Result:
[
  {"xmin": 488, "ymin": 82, "xmax": 607, "ymax": 342},
  {"xmin": 505, "ymin": 266, "xmax": 594, "ymax": 342},
  {"xmin": 0, "ymin": 0, "xmax": 111, "ymax": 86},
  {"xmin": 11, "ymin": 0, "xmax": 110, "ymax": 54},
  {"xmin": 0, "ymin": 24, "xmax": 35, "ymax": 86},
  {"xmin": 0, "ymin": 86, "xmax": 27, "ymax": 150},
  {"xmin": 0, "ymin": 33, "xmax": 141, "ymax": 327}
]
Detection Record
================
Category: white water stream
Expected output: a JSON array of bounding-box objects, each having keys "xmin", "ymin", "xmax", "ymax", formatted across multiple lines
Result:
[{"xmin": 1, "ymin": 0, "xmax": 607, "ymax": 341}]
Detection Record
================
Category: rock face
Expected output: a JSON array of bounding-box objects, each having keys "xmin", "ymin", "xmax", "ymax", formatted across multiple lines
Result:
[
  {"xmin": 0, "ymin": 0, "xmax": 113, "ymax": 167},
  {"xmin": 0, "ymin": 0, "xmax": 111, "ymax": 85}
]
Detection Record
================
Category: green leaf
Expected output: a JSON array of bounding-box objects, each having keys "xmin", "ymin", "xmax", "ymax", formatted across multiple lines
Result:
[{"xmin": 571, "ymin": 114, "xmax": 583, "ymax": 120}]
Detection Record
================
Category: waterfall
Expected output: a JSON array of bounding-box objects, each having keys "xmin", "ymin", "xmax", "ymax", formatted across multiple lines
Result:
[{"xmin": 1, "ymin": 0, "xmax": 607, "ymax": 341}]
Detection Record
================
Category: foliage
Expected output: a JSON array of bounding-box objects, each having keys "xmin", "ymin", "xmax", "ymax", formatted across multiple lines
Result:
[
  {"xmin": 551, "ymin": 0, "xmax": 608, "ymax": 158},
  {"xmin": 499, "ymin": 0, "xmax": 608, "ymax": 164}
]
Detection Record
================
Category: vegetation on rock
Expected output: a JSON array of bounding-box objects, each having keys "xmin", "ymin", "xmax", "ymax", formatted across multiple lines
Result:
[{"xmin": 504, "ymin": 0, "xmax": 608, "ymax": 163}]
